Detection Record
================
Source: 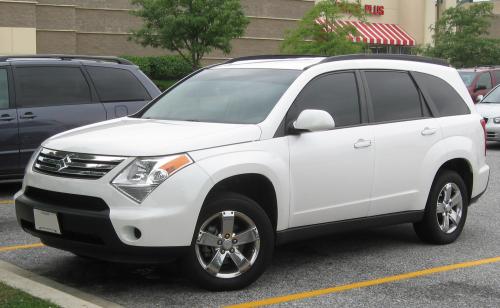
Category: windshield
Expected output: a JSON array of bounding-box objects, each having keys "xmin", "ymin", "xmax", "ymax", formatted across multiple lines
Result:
[
  {"xmin": 141, "ymin": 68, "xmax": 301, "ymax": 124},
  {"xmin": 459, "ymin": 72, "xmax": 476, "ymax": 87},
  {"xmin": 481, "ymin": 86, "xmax": 500, "ymax": 104}
]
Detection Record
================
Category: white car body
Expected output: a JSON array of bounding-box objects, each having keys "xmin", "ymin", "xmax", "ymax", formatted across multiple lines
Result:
[{"xmin": 16, "ymin": 56, "xmax": 490, "ymax": 264}]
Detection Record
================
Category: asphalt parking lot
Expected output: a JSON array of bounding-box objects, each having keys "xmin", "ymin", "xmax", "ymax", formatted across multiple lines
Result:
[{"xmin": 1, "ymin": 146, "xmax": 500, "ymax": 307}]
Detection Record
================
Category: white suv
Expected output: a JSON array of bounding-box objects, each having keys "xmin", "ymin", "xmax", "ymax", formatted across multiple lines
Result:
[{"xmin": 15, "ymin": 55, "xmax": 490, "ymax": 290}]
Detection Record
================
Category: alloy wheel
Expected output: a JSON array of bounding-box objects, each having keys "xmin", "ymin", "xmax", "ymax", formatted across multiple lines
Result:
[{"xmin": 436, "ymin": 183, "xmax": 463, "ymax": 234}]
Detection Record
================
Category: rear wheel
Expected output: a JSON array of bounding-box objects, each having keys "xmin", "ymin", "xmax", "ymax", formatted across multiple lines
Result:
[
  {"xmin": 184, "ymin": 192, "xmax": 274, "ymax": 291},
  {"xmin": 414, "ymin": 170, "xmax": 468, "ymax": 244}
]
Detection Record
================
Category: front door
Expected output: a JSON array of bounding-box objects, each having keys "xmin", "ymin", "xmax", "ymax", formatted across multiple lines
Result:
[
  {"xmin": 287, "ymin": 71, "xmax": 375, "ymax": 227},
  {"xmin": 13, "ymin": 65, "xmax": 107, "ymax": 167},
  {"xmin": 0, "ymin": 66, "xmax": 20, "ymax": 178}
]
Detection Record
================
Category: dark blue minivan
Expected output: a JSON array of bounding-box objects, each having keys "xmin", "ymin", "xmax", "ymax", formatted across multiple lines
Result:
[{"xmin": 0, "ymin": 55, "xmax": 161, "ymax": 182}]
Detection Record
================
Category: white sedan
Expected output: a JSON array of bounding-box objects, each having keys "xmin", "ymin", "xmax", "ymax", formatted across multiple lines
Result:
[{"xmin": 476, "ymin": 84, "xmax": 500, "ymax": 141}]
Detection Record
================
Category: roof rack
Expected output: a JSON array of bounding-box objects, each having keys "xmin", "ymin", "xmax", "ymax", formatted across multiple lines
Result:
[
  {"xmin": 225, "ymin": 54, "xmax": 324, "ymax": 64},
  {"xmin": 0, "ymin": 54, "xmax": 134, "ymax": 65},
  {"xmin": 317, "ymin": 54, "xmax": 449, "ymax": 67}
]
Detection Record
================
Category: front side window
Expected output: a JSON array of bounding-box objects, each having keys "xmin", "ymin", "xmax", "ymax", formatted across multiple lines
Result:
[
  {"xmin": 477, "ymin": 72, "xmax": 492, "ymax": 89},
  {"xmin": 413, "ymin": 72, "xmax": 469, "ymax": 116},
  {"xmin": 87, "ymin": 66, "xmax": 151, "ymax": 102},
  {"xmin": 0, "ymin": 69, "xmax": 8, "ymax": 109},
  {"xmin": 365, "ymin": 71, "xmax": 422, "ymax": 122},
  {"xmin": 494, "ymin": 70, "xmax": 500, "ymax": 86},
  {"xmin": 286, "ymin": 72, "xmax": 361, "ymax": 127},
  {"xmin": 142, "ymin": 68, "xmax": 301, "ymax": 124},
  {"xmin": 14, "ymin": 67, "xmax": 91, "ymax": 108}
]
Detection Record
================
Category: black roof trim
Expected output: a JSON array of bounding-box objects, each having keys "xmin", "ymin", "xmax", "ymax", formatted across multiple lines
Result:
[
  {"xmin": 225, "ymin": 54, "xmax": 324, "ymax": 64},
  {"xmin": 0, "ymin": 54, "xmax": 134, "ymax": 65},
  {"xmin": 317, "ymin": 54, "xmax": 449, "ymax": 67}
]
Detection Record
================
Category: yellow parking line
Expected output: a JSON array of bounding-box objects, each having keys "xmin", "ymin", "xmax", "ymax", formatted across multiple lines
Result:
[
  {"xmin": 0, "ymin": 243, "xmax": 45, "ymax": 252},
  {"xmin": 0, "ymin": 199, "xmax": 14, "ymax": 205},
  {"xmin": 226, "ymin": 256, "xmax": 500, "ymax": 308}
]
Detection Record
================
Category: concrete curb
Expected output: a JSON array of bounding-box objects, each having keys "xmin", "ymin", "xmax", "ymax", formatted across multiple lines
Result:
[{"xmin": 0, "ymin": 259, "xmax": 123, "ymax": 308}]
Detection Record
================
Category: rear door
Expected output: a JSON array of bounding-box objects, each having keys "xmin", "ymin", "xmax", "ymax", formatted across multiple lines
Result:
[
  {"xmin": 85, "ymin": 65, "xmax": 152, "ymax": 118},
  {"xmin": 362, "ymin": 70, "xmax": 442, "ymax": 216},
  {"xmin": 0, "ymin": 65, "xmax": 20, "ymax": 177},
  {"xmin": 14, "ymin": 65, "xmax": 106, "ymax": 167}
]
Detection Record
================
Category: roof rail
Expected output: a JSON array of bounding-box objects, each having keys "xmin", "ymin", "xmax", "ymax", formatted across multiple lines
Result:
[
  {"xmin": 0, "ymin": 54, "xmax": 134, "ymax": 65},
  {"xmin": 317, "ymin": 54, "xmax": 449, "ymax": 67},
  {"xmin": 225, "ymin": 54, "xmax": 324, "ymax": 64}
]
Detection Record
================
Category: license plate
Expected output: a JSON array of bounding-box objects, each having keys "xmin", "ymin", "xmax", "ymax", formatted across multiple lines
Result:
[{"xmin": 34, "ymin": 209, "xmax": 61, "ymax": 235}]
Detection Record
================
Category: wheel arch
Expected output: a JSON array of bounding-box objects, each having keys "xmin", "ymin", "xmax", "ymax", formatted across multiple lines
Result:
[{"xmin": 434, "ymin": 158, "xmax": 473, "ymax": 202}]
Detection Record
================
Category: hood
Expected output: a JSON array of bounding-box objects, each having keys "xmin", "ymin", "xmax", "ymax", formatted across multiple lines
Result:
[
  {"xmin": 43, "ymin": 118, "xmax": 262, "ymax": 156},
  {"xmin": 475, "ymin": 103, "xmax": 500, "ymax": 118}
]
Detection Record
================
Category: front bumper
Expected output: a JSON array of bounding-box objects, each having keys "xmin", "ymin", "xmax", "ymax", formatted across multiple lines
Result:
[
  {"xmin": 485, "ymin": 120, "xmax": 500, "ymax": 141},
  {"xmin": 16, "ymin": 187, "xmax": 188, "ymax": 263}
]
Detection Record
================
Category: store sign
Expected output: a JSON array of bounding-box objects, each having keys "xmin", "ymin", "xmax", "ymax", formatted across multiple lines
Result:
[{"xmin": 365, "ymin": 4, "xmax": 384, "ymax": 16}]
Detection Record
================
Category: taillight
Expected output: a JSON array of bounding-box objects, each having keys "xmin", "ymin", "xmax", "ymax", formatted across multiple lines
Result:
[{"xmin": 480, "ymin": 118, "xmax": 486, "ymax": 155}]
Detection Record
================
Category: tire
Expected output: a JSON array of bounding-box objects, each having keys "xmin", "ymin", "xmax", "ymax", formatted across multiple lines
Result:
[
  {"xmin": 183, "ymin": 192, "xmax": 274, "ymax": 291},
  {"xmin": 414, "ymin": 170, "xmax": 469, "ymax": 244}
]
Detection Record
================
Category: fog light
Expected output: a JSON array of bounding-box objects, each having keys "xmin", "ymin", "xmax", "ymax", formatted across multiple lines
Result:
[{"xmin": 134, "ymin": 227, "xmax": 142, "ymax": 240}]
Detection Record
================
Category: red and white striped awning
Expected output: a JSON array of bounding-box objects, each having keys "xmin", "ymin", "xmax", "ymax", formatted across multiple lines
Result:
[{"xmin": 316, "ymin": 18, "xmax": 416, "ymax": 46}]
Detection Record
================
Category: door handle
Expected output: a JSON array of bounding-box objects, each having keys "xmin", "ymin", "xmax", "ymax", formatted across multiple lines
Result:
[
  {"xmin": 421, "ymin": 127, "xmax": 437, "ymax": 136},
  {"xmin": 0, "ymin": 114, "xmax": 15, "ymax": 121},
  {"xmin": 354, "ymin": 139, "xmax": 372, "ymax": 149},
  {"xmin": 20, "ymin": 112, "xmax": 37, "ymax": 119}
]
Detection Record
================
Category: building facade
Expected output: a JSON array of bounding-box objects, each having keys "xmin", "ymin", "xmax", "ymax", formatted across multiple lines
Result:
[{"xmin": 0, "ymin": 0, "xmax": 498, "ymax": 61}]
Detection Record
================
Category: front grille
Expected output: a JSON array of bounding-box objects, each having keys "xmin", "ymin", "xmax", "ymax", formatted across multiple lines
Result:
[
  {"xmin": 487, "ymin": 132, "xmax": 496, "ymax": 138},
  {"xmin": 24, "ymin": 186, "xmax": 109, "ymax": 212},
  {"xmin": 34, "ymin": 148, "xmax": 125, "ymax": 179}
]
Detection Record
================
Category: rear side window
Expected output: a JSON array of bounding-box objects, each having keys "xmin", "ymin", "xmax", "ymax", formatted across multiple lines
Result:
[
  {"xmin": 14, "ymin": 67, "xmax": 91, "ymax": 108},
  {"xmin": 0, "ymin": 69, "xmax": 8, "ymax": 109},
  {"xmin": 477, "ymin": 72, "xmax": 492, "ymax": 89},
  {"xmin": 86, "ymin": 66, "xmax": 150, "ymax": 102},
  {"xmin": 413, "ymin": 72, "xmax": 469, "ymax": 116},
  {"xmin": 365, "ymin": 71, "xmax": 422, "ymax": 122},
  {"xmin": 287, "ymin": 72, "xmax": 361, "ymax": 127}
]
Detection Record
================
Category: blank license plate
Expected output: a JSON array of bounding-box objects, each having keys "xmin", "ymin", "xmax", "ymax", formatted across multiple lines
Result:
[{"xmin": 34, "ymin": 209, "xmax": 61, "ymax": 234}]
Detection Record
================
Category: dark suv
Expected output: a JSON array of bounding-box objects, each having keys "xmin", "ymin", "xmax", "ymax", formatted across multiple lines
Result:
[
  {"xmin": 458, "ymin": 67, "xmax": 500, "ymax": 102},
  {"xmin": 0, "ymin": 55, "xmax": 161, "ymax": 182}
]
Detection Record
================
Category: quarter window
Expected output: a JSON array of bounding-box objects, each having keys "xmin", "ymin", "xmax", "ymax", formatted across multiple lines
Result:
[
  {"xmin": 365, "ymin": 71, "xmax": 422, "ymax": 122},
  {"xmin": 14, "ymin": 67, "xmax": 91, "ymax": 108},
  {"xmin": 86, "ymin": 66, "xmax": 150, "ymax": 102},
  {"xmin": 413, "ymin": 72, "xmax": 469, "ymax": 116},
  {"xmin": 287, "ymin": 72, "xmax": 361, "ymax": 127},
  {"xmin": 0, "ymin": 69, "xmax": 8, "ymax": 109}
]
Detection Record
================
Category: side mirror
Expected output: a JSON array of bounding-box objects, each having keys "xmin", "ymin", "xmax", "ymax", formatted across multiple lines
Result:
[
  {"xmin": 476, "ymin": 95, "xmax": 484, "ymax": 103},
  {"xmin": 290, "ymin": 109, "xmax": 335, "ymax": 133}
]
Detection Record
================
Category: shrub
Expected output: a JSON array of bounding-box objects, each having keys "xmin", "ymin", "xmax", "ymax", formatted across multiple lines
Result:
[{"xmin": 122, "ymin": 55, "xmax": 193, "ymax": 80}]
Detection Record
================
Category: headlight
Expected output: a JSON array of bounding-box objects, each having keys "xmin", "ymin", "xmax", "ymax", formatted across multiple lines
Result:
[
  {"xmin": 112, "ymin": 154, "xmax": 193, "ymax": 203},
  {"xmin": 494, "ymin": 117, "xmax": 500, "ymax": 124}
]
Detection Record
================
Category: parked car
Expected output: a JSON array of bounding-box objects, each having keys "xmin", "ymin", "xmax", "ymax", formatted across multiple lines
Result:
[
  {"xmin": 0, "ymin": 55, "xmax": 161, "ymax": 182},
  {"xmin": 15, "ymin": 55, "xmax": 489, "ymax": 291},
  {"xmin": 458, "ymin": 67, "xmax": 500, "ymax": 102},
  {"xmin": 475, "ymin": 84, "xmax": 500, "ymax": 142}
]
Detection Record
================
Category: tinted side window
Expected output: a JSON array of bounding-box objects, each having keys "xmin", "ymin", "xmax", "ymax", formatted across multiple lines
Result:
[
  {"xmin": 494, "ymin": 70, "xmax": 500, "ymax": 85},
  {"xmin": 365, "ymin": 71, "xmax": 422, "ymax": 122},
  {"xmin": 0, "ymin": 69, "xmax": 8, "ymax": 109},
  {"xmin": 87, "ymin": 67, "xmax": 150, "ymax": 102},
  {"xmin": 287, "ymin": 72, "xmax": 361, "ymax": 127},
  {"xmin": 14, "ymin": 67, "xmax": 91, "ymax": 108},
  {"xmin": 477, "ymin": 72, "xmax": 492, "ymax": 89},
  {"xmin": 413, "ymin": 72, "xmax": 469, "ymax": 117}
]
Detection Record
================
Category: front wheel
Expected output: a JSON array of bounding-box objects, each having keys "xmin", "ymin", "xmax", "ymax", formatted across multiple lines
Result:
[
  {"xmin": 184, "ymin": 193, "xmax": 274, "ymax": 291},
  {"xmin": 414, "ymin": 170, "xmax": 469, "ymax": 244}
]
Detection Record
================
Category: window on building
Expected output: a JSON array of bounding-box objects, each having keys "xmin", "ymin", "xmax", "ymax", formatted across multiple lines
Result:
[
  {"xmin": 413, "ymin": 72, "xmax": 469, "ymax": 116},
  {"xmin": 477, "ymin": 72, "xmax": 492, "ymax": 89},
  {"xmin": 365, "ymin": 71, "xmax": 422, "ymax": 122},
  {"xmin": 287, "ymin": 72, "xmax": 361, "ymax": 127},
  {"xmin": 14, "ymin": 67, "xmax": 91, "ymax": 108},
  {"xmin": 87, "ymin": 67, "xmax": 151, "ymax": 102},
  {"xmin": 0, "ymin": 69, "xmax": 9, "ymax": 109}
]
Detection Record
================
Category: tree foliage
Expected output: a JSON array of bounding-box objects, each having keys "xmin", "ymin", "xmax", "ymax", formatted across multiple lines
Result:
[
  {"xmin": 130, "ymin": 0, "xmax": 249, "ymax": 69},
  {"xmin": 424, "ymin": 2, "xmax": 500, "ymax": 67},
  {"xmin": 281, "ymin": 0, "xmax": 367, "ymax": 56}
]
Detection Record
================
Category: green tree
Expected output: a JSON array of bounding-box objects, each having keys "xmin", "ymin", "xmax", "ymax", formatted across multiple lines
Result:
[
  {"xmin": 130, "ymin": 0, "xmax": 249, "ymax": 69},
  {"xmin": 424, "ymin": 2, "xmax": 500, "ymax": 67},
  {"xmin": 281, "ymin": 0, "xmax": 367, "ymax": 56}
]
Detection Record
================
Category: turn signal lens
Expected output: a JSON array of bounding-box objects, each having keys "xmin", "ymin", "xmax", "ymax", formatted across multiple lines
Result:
[{"xmin": 112, "ymin": 154, "xmax": 193, "ymax": 203}]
